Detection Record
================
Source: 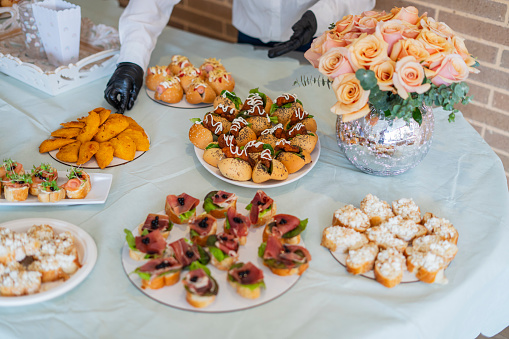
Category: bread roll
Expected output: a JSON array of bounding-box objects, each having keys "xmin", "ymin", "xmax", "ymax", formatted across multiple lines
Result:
[
  {"xmin": 218, "ymin": 158, "xmax": 252, "ymax": 181},
  {"xmin": 189, "ymin": 123, "xmax": 213, "ymax": 150},
  {"xmin": 203, "ymin": 146, "xmax": 225, "ymax": 168},
  {"xmin": 289, "ymin": 133, "xmax": 318, "ymax": 153},
  {"xmin": 275, "ymin": 151, "xmax": 311, "ymax": 174}
]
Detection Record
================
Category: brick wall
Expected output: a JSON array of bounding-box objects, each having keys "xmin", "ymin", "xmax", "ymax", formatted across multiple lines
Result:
[
  {"xmin": 119, "ymin": 0, "xmax": 509, "ymax": 185},
  {"xmin": 374, "ymin": 0, "xmax": 509, "ymax": 185}
]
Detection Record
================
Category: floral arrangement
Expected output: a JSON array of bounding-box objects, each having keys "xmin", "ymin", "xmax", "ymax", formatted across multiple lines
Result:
[{"xmin": 303, "ymin": 6, "xmax": 479, "ymax": 123}]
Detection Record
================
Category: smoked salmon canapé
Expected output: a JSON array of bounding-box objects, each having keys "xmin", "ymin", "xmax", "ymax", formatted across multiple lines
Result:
[
  {"xmin": 63, "ymin": 167, "xmax": 91, "ymax": 199},
  {"xmin": 3, "ymin": 173, "xmax": 32, "ymax": 202},
  {"xmin": 0, "ymin": 158, "xmax": 25, "ymax": 181},
  {"xmin": 29, "ymin": 163, "xmax": 58, "ymax": 196}
]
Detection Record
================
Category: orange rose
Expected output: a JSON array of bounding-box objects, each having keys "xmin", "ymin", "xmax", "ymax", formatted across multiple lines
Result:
[
  {"xmin": 334, "ymin": 15, "xmax": 356, "ymax": 34},
  {"xmin": 451, "ymin": 36, "xmax": 478, "ymax": 70},
  {"xmin": 390, "ymin": 38, "xmax": 430, "ymax": 62},
  {"xmin": 420, "ymin": 17, "xmax": 454, "ymax": 38},
  {"xmin": 429, "ymin": 54, "xmax": 469, "ymax": 86},
  {"xmin": 331, "ymin": 73, "xmax": 370, "ymax": 122},
  {"xmin": 392, "ymin": 6, "xmax": 420, "ymax": 25},
  {"xmin": 318, "ymin": 47, "xmax": 354, "ymax": 79},
  {"xmin": 393, "ymin": 56, "xmax": 431, "ymax": 99},
  {"xmin": 348, "ymin": 32, "xmax": 389, "ymax": 70},
  {"xmin": 416, "ymin": 28, "xmax": 455, "ymax": 54},
  {"xmin": 370, "ymin": 59, "xmax": 396, "ymax": 92}
]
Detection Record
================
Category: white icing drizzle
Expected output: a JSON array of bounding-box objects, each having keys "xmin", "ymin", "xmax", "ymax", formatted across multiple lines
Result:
[
  {"xmin": 159, "ymin": 77, "xmax": 180, "ymax": 89},
  {"xmin": 260, "ymin": 149, "xmax": 272, "ymax": 161},
  {"xmin": 279, "ymin": 93, "xmax": 297, "ymax": 101},
  {"xmin": 204, "ymin": 114, "xmax": 223, "ymax": 134},
  {"xmin": 208, "ymin": 69, "xmax": 231, "ymax": 82},
  {"xmin": 223, "ymin": 135, "xmax": 235, "ymax": 147},
  {"xmin": 228, "ymin": 144, "xmax": 248, "ymax": 157},
  {"xmin": 216, "ymin": 103, "xmax": 235, "ymax": 114},
  {"xmin": 180, "ymin": 66, "xmax": 200, "ymax": 77},
  {"xmin": 245, "ymin": 94, "xmax": 265, "ymax": 116},
  {"xmin": 148, "ymin": 66, "xmax": 168, "ymax": 75},
  {"xmin": 288, "ymin": 122, "xmax": 305, "ymax": 136},
  {"xmin": 261, "ymin": 123, "xmax": 283, "ymax": 136},
  {"xmin": 276, "ymin": 139, "xmax": 291, "ymax": 146},
  {"xmin": 221, "ymin": 90, "xmax": 234, "ymax": 98},
  {"xmin": 244, "ymin": 140, "xmax": 264, "ymax": 150},
  {"xmin": 294, "ymin": 107, "xmax": 308, "ymax": 120},
  {"xmin": 230, "ymin": 117, "xmax": 249, "ymax": 133}
]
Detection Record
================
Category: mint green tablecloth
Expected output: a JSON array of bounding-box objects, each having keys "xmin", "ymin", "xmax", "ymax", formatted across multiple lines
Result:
[{"xmin": 0, "ymin": 1, "xmax": 508, "ymax": 338}]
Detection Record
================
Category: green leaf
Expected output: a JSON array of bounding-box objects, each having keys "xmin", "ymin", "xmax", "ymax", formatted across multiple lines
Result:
[
  {"xmin": 412, "ymin": 108, "xmax": 422, "ymax": 126},
  {"xmin": 328, "ymin": 22, "xmax": 336, "ymax": 30},
  {"xmin": 448, "ymin": 112, "xmax": 456, "ymax": 123},
  {"xmin": 124, "ymin": 229, "xmax": 137, "ymax": 251},
  {"xmin": 190, "ymin": 118, "xmax": 201, "ymax": 124},
  {"xmin": 189, "ymin": 261, "xmax": 211, "ymax": 276},
  {"xmin": 263, "ymin": 144, "xmax": 274, "ymax": 156},
  {"xmin": 132, "ymin": 268, "xmax": 151, "ymax": 281},
  {"xmin": 283, "ymin": 218, "xmax": 308, "ymax": 238},
  {"xmin": 245, "ymin": 203, "xmax": 252, "ymax": 211},
  {"xmin": 224, "ymin": 218, "xmax": 231, "ymax": 230},
  {"xmin": 258, "ymin": 242, "xmax": 267, "ymax": 258},
  {"xmin": 269, "ymin": 103, "xmax": 278, "ymax": 115},
  {"xmin": 355, "ymin": 69, "xmax": 378, "ymax": 90},
  {"xmin": 269, "ymin": 116, "xmax": 279, "ymax": 124},
  {"xmin": 209, "ymin": 246, "xmax": 227, "ymax": 262},
  {"xmin": 249, "ymin": 87, "xmax": 267, "ymax": 105},
  {"xmin": 179, "ymin": 208, "xmax": 196, "ymax": 222},
  {"xmin": 190, "ymin": 229, "xmax": 200, "ymax": 239},
  {"xmin": 205, "ymin": 143, "xmax": 219, "ymax": 150},
  {"xmin": 203, "ymin": 198, "xmax": 220, "ymax": 213},
  {"xmin": 197, "ymin": 245, "xmax": 210, "ymax": 265},
  {"xmin": 259, "ymin": 205, "xmax": 272, "ymax": 218}
]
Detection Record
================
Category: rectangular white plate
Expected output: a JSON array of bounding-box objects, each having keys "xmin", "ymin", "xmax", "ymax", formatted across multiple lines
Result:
[{"xmin": 0, "ymin": 172, "xmax": 112, "ymax": 206}]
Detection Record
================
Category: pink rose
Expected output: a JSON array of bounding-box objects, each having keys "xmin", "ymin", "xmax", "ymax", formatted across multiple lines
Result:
[
  {"xmin": 323, "ymin": 32, "xmax": 349, "ymax": 50},
  {"xmin": 420, "ymin": 17, "xmax": 454, "ymax": 38},
  {"xmin": 377, "ymin": 20, "xmax": 406, "ymax": 54},
  {"xmin": 331, "ymin": 73, "xmax": 371, "ymax": 122},
  {"xmin": 355, "ymin": 17, "xmax": 377, "ymax": 34},
  {"xmin": 393, "ymin": 56, "xmax": 431, "ymax": 99},
  {"xmin": 335, "ymin": 15, "xmax": 355, "ymax": 34},
  {"xmin": 392, "ymin": 6, "xmax": 420, "ymax": 25},
  {"xmin": 305, "ymin": 33, "xmax": 327, "ymax": 68},
  {"xmin": 318, "ymin": 47, "xmax": 354, "ymax": 79},
  {"xmin": 430, "ymin": 54, "xmax": 469, "ymax": 86}
]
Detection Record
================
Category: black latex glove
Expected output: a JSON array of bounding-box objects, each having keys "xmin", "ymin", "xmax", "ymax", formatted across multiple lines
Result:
[
  {"xmin": 104, "ymin": 62, "xmax": 144, "ymax": 114},
  {"xmin": 268, "ymin": 10, "xmax": 317, "ymax": 58}
]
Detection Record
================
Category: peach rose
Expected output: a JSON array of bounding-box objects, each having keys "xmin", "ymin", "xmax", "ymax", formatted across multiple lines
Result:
[
  {"xmin": 392, "ymin": 6, "xmax": 420, "ymax": 25},
  {"xmin": 420, "ymin": 17, "xmax": 454, "ymax": 38},
  {"xmin": 429, "ymin": 54, "xmax": 469, "ymax": 86},
  {"xmin": 451, "ymin": 36, "xmax": 478, "ymax": 70},
  {"xmin": 401, "ymin": 22, "xmax": 420, "ymax": 39},
  {"xmin": 318, "ymin": 47, "xmax": 354, "ymax": 79},
  {"xmin": 342, "ymin": 32, "xmax": 363, "ymax": 46},
  {"xmin": 416, "ymin": 28, "xmax": 455, "ymax": 55},
  {"xmin": 348, "ymin": 32, "xmax": 389, "ymax": 70},
  {"xmin": 390, "ymin": 38, "xmax": 430, "ymax": 62},
  {"xmin": 370, "ymin": 59, "xmax": 397, "ymax": 92},
  {"xmin": 377, "ymin": 20, "xmax": 406, "ymax": 54},
  {"xmin": 393, "ymin": 56, "xmax": 431, "ymax": 99},
  {"xmin": 355, "ymin": 17, "xmax": 377, "ymax": 34},
  {"xmin": 335, "ymin": 15, "xmax": 356, "ymax": 34},
  {"xmin": 305, "ymin": 33, "xmax": 327, "ymax": 68},
  {"xmin": 331, "ymin": 73, "xmax": 371, "ymax": 122}
]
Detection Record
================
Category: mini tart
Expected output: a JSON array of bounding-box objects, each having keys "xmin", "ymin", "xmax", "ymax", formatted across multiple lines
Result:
[
  {"xmin": 289, "ymin": 133, "xmax": 318, "ymax": 153},
  {"xmin": 275, "ymin": 151, "xmax": 311, "ymax": 174},
  {"xmin": 37, "ymin": 187, "xmax": 66, "ymax": 203},
  {"xmin": 321, "ymin": 225, "xmax": 369, "ymax": 253},
  {"xmin": 4, "ymin": 184, "xmax": 29, "ymax": 202},
  {"xmin": 374, "ymin": 248, "xmax": 405, "ymax": 288},
  {"xmin": 189, "ymin": 123, "xmax": 214, "ymax": 150},
  {"xmin": 346, "ymin": 242, "xmax": 379, "ymax": 275},
  {"xmin": 218, "ymin": 158, "xmax": 252, "ymax": 181},
  {"xmin": 141, "ymin": 271, "xmax": 180, "ymax": 290}
]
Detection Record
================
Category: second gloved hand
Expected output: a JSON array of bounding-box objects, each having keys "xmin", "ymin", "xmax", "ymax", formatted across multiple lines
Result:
[
  {"xmin": 268, "ymin": 10, "xmax": 317, "ymax": 58},
  {"xmin": 104, "ymin": 62, "xmax": 144, "ymax": 114}
]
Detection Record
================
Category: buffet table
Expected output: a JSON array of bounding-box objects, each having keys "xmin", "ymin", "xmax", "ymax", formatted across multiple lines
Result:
[{"xmin": 1, "ymin": 1, "xmax": 508, "ymax": 338}]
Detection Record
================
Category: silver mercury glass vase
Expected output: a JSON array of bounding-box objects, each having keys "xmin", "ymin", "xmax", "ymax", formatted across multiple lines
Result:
[{"xmin": 336, "ymin": 103, "xmax": 435, "ymax": 176}]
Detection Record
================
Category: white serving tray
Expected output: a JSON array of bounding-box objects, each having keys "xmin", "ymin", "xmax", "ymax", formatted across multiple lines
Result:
[{"xmin": 0, "ymin": 17, "xmax": 119, "ymax": 95}]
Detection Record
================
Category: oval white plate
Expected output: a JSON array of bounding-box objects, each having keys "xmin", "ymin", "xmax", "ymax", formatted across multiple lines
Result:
[
  {"xmin": 146, "ymin": 88, "xmax": 212, "ymax": 109},
  {"xmin": 329, "ymin": 250, "xmax": 419, "ymax": 283},
  {"xmin": 121, "ymin": 202, "xmax": 306, "ymax": 313},
  {"xmin": 0, "ymin": 218, "xmax": 97, "ymax": 306},
  {"xmin": 0, "ymin": 171, "xmax": 112, "ymax": 206},
  {"xmin": 49, "ymin": 138, "xmax": 148, "ymax": 170},
  {"xmin": 195, "ymin": 138, "xmax": 321, "ymax": 188}
]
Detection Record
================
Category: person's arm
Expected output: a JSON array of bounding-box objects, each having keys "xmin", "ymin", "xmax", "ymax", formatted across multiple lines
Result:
[
  {"xmin": 104, "ymin": 0, "xmax": 178, "ymax": 114},
  {"xmin": 268, "ymin": 0, "xmax": 375, "ymax": 58}
]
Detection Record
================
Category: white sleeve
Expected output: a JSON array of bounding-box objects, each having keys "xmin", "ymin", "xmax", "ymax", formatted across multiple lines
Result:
[
  {"xmin": 117, "ymin": 0, "xmax": 180, "ymax": 71},
  {"xmin": 309, "ymin": 0, "xmax": 375, "ymax": 36}
]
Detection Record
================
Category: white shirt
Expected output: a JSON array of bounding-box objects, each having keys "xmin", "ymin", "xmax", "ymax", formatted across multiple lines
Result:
[
  {"xmin": 118, "ymin": 0, "xmax": 375, "ymax": 71},
  {"xmin": 233, "ymin": 0, "xmax": 375, "ymax": 43}
]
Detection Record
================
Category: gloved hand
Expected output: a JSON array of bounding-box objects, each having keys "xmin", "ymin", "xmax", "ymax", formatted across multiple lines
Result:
[
  {"xmin": 104, "ymin": 62, "xmax": 144, "ymax": 114},
  {"xmin": 268, "ymin": 10, "xmax": 317, "ymax": 58}
]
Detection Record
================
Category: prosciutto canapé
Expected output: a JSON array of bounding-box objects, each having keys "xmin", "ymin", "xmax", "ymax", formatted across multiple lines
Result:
[{"xmin": 249, "ymin": 190, "xmax": 273, "ymax": 224}]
